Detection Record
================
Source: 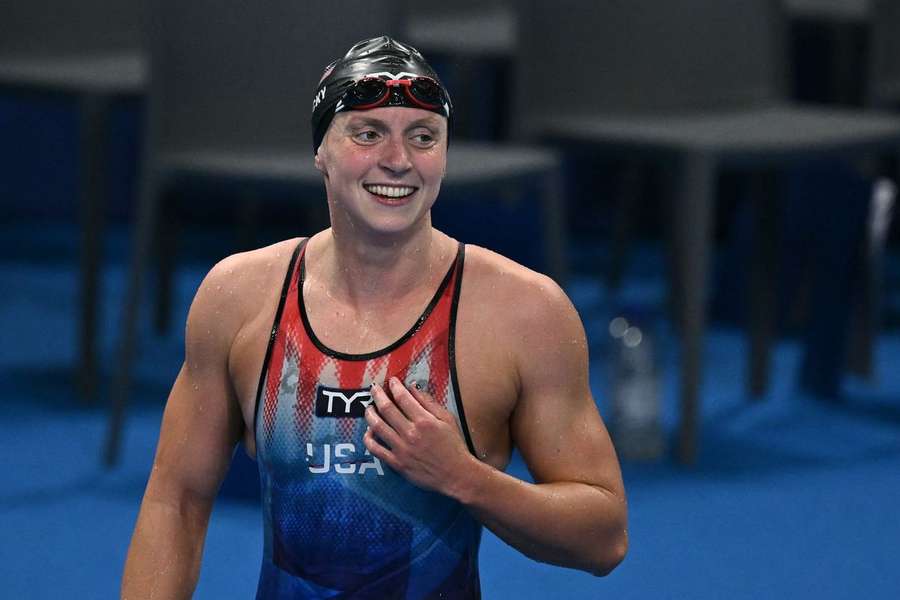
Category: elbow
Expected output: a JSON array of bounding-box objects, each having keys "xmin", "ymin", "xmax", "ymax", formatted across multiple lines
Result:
[{"xmin": 588, "ymin": 529, "xmax": 628, "ymax": 577}]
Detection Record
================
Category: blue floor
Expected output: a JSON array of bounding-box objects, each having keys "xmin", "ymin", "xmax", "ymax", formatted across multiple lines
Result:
[{"xmin": 2, "ymin": 224, "xmax": 900, "ymax": 599}]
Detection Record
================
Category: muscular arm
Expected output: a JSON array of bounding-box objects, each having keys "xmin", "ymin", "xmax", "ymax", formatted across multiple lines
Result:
[
  {"xmin": 457, "ymin": 276, "xmax": 627, "ymax": 575},
  {"xmin": 364, "ymin": 271, "xmax": 627, "ymax": 576},
  {"xmin": 121, "ymin": 259, "xmax": 246, "ymax": 599}
]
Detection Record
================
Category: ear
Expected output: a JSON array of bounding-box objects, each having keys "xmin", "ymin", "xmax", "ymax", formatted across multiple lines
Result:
[{"xmin": 314, "ymin": 150, "xmax": 327, "ymax": 177}]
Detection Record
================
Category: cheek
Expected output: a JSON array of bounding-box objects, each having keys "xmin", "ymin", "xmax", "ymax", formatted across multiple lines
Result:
[
  {"xmin": 417, "ymin": 153, "xmax": 447, "ymax": 183},
  {"xmin": 330, "ymin": 153, "xmax": 372, "ymax": 185}
]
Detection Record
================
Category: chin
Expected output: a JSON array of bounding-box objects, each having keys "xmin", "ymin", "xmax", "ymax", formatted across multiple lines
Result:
[{"xmin": 331, "ymin": 191, "xmax": 435, "ymax": 237}]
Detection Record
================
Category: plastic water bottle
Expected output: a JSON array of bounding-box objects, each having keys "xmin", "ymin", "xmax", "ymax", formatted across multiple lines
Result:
[{"xmin": 608, "ymin": 313, "xmax": 664, "ymax": 460}]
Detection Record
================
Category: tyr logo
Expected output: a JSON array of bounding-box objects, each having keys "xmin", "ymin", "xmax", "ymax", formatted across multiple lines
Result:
[
  {"xmin": 312, "ymin": 85, "xmax": 326, "ymax": 110},
  {"xmin": 315, "ymin": 386, "xmax": 373, "ymax": 418}
]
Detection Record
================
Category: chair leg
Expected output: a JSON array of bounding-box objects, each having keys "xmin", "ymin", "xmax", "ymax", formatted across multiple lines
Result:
[
  {"xmin": 77, "ymin": 94, "xmax": 110, "ymax": 401},
  {"xmin": 798, "ymin": 161, "xmax": 871, "ymax": 399},
  {"xmin": 747, "ymin": 171, "xmax": 780, "ymax": 398},
  {"xmin": 670, "ymin": 152, "xmax": 715, "ymax": 466},
  {"xmin": 848, "ymin": 176, "xmax": 895, "ymax": 378},
  {"xmin": 104, "ymin": 175, "xmax": 159, "ymax": 467},
  {"xmin": 846, "ymin": 237, "xmax": 876, "ymax": 378}
]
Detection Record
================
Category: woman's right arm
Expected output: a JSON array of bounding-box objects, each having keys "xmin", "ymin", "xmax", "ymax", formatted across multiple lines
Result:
[{"xmin": 121, "ymin": 259, "xmax": 247, "ymax": 599}]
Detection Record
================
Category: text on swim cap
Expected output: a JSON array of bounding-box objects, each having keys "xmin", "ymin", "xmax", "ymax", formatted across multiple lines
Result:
[{"xmin": 312, "ymin": 85, "xmax": 326, "ymax": 111}]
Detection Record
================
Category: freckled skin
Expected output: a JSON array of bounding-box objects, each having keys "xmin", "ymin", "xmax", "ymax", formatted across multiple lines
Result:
[{"xmin": 121, "ymin": 107, "xmax": 628, "ymax": 598}]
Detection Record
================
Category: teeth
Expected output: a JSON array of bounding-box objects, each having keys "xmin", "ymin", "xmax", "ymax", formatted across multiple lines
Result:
[{"xmin": 364, "ymin": 184, "xmax": 415, "ymax": 198}]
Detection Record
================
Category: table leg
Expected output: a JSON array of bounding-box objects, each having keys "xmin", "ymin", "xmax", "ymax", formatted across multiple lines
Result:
[
  {"xmin": 748, "ymin": 171, "xmax": 780, "ymax": 398},
  {"xmin": 78, "ymin": 93, "xmax": 111, "ymax": 401},
  {"xmin": 671, "ymin": 152, "xmax": 714, "ymax": 465},
  {"xmin": 104, "ymin": 172, "xmax": 159, "ymax": 467}
]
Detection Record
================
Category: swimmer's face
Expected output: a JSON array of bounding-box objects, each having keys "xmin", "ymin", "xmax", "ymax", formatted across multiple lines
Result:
[{"xmin": 314, "ymin": 107, "xmax": 447, "ymax": 236}]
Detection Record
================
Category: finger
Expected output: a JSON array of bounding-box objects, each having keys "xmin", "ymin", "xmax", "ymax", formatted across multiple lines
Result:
[
  {"xmin": 364, "ymin": 427, "xmax": 398, "ymax": 469},
  {"xmin": 364, "ymin": 404, "xmax": 403, "ymax": 449},
  {"xmin": 388, "ymin": 377, "xmax": 430, "ymax": 421},
  {"xmin": 370, "ymin": 382, "xmax": 412, "ymax": 434},
  {"xmin": 408, "ymin": 382, "xmax": 452, "ymax": 422}
]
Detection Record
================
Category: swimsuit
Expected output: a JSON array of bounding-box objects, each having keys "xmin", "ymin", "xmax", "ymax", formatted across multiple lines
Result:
[{"xmin": 253, "ymin": 239, "xmax": 481, "ymax": 599}]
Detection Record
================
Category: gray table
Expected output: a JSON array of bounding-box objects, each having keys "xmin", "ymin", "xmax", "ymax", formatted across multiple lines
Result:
[{"xmin": 0, "ymin": 52, "xmax": 147, "ymax": 399}]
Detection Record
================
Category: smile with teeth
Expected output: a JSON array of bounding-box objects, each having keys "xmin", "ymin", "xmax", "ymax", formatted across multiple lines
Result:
[{"xmin": 363, "ymin": 184, "xmax": 416, "ymax": 199}]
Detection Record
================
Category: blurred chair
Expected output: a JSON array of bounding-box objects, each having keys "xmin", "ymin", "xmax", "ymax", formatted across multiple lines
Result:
[
  {"xmin": 866, "ymin": 0, "xmax": 900, "ymax": 110},
  {"xmin": 104, "ymin": 0, "xmax": 564, "ymax": 465},
  {"xmin": 784, "ymin": 0, "xmax": 872, "ymax": 105},
  {"xmin": 0, "ymin": 0, "xmax": 147, "ymax": 400},
  {"xmin": 515, "ymin": 0, "xmax": 900, "ymax": 464},
  {"xmin": 401, "ymin": 0, "xmax": 514, "ymax": 57},
  {"xmin": 776, "ymin": 1, "xmax": 896, "ymax": 389},
  {"xmin": 844, "ymin": 0, "xmax": 900, "ymax": 376},
  {"xmin": 400, "ymin": 0, "xmax": 516, "ymax": 139},
  {"xmin": 783, "ymin": 0, "xmax": 899, "ymax": 386}
]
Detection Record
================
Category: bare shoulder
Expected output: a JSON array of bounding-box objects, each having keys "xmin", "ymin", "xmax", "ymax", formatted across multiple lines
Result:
[
  {"xmin": 457, "ymin": 244, "xmax": 588, "ymax": 424},
  {"xmin": 461, "ymin": 244, "xmax": 579, "ymax": 332},
  {"xmin": 187, "ymin": 238, "xmax": 303, "ymax": 349}
]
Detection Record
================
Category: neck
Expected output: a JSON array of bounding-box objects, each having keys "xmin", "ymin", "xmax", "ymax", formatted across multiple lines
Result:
[{"xmin": 309, "ymin": 218, "xmax": 453, "ymax": 308}]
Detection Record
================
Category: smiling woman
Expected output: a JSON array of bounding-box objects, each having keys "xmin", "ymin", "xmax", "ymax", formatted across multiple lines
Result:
[{"xmin": 121, "ymin": 34, "xmax": 626, "ymax": 600}]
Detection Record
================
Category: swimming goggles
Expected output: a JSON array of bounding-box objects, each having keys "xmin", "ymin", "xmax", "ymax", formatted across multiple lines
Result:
[{"xmin": 339, "ymin": 76, "xmax": 448, "ymax": 114}]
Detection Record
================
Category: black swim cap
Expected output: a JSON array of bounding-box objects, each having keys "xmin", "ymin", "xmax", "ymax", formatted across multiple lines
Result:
[{"xmin": 311, "ymin": 36, "xmax": 452, "ymax": 154}]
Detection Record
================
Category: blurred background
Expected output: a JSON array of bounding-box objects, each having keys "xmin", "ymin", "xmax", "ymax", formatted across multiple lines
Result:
[{"xmin": 2, "ymin": 0, "xmax": 900, "ymax": 598}]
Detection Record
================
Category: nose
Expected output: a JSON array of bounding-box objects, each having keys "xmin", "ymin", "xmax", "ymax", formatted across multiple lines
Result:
[{"xmin": 378, "ymin": 135, "xmax": 412, "ymax": 175}]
